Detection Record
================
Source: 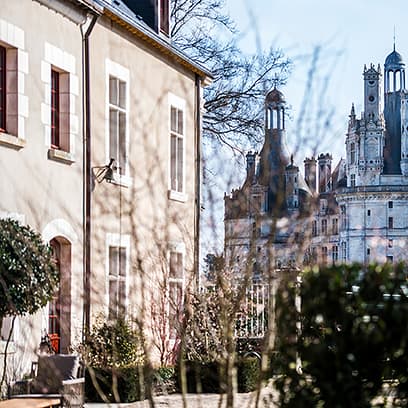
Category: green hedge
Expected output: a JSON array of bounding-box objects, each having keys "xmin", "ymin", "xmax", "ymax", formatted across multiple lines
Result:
[
  {"xmin": 85, "ymin": 366, "xmax": 143, "ymax": 403},
  {"xmin": 177, "ymin": 358, "xmax": 261, "ymax": 394},
  {"xmin": 179, "ymin": 361, "xmax": 222, "ymax": 393},
  {"xmin": 237, "ymin": 357, "xmax": 260, "ymax": 393}
]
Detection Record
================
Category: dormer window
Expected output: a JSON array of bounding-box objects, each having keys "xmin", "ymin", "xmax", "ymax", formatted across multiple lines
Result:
[
  {"xmin": 121, "ymin": 0, "xmax": 170, "ymax": 37},
  {"xmin": 160, "ymin": 0, "xmax": 169, "ymax": 36}
]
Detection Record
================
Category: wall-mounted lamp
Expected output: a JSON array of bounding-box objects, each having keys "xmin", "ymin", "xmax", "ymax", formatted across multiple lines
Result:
[{"xmin": 93, "ymin": 158, "xmax": 115, "ymax": 183}]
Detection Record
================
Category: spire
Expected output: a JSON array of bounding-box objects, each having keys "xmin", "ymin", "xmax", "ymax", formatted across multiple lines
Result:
[
  {"xmin": 393, "ymin": 25, "xmax": 396, "ymax": 52},
  {"xmin": 350, "ymin": 103, "xmax": 355, "ymax": 117}
]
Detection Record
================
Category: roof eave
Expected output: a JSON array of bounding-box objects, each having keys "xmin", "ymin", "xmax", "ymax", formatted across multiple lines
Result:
[{"xmin": 103, "ymin": 8, "xmax": 213, "ymax": 83}]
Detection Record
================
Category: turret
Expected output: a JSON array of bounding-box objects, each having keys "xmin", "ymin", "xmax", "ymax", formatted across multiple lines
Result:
[
  {"xmin": 348, "ymin": 103, "xmax": 356, "ymax": 130},
  {"xmin": 383, "ymin": 46, "xmax": 405, "ymax": 174},
  {"xmin": 285, "ymin": 156, "xmax": 300, "ymax": 211},
  {"xmin": 304, "ymin": 156, "xmax": 317, "ymax": 193},
  {"xmin": 318, "ymin": 153, "xmax": 332, "ymax": 193},
  {"xmin": 259, "ymin": 88, "xmax": 290, "ymax": 195},
  {"xmin": 363, "ymin": 64, "xmax": 381, "ymax": 123},
  {"xmin": 246, "ymin": 151, "xmax": 257, "ymax": 184},
  {"xmin": 384, "ymin": 47, "xmax": 405, "ymax": 94}
]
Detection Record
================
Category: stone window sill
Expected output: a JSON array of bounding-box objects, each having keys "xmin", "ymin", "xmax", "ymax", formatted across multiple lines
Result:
[
  {"xmin": 110, "ymin": 173, "xmax": 132, "ymax": 187},
  {"xmin": 168, "ymin": 190, "xmax": 188, "ymax": 203},
  {"xmin": 48, "ymin": 148, "xmax": 75, "ymax": 164},
  {"xmin": 0, "ymin": 132, "xmax": 25, "ymax": 150}
]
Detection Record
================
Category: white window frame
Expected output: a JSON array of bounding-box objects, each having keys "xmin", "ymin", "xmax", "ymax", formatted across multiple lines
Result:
[
  {"xmin": 350, "ymin": 173, "xmax": 356, "ymax": 187},
  {"xmin": 105, "ymin": 233, "xmax": 130, "ymax": 320},
  {"xmin": 0, "ymin": 19, "xmax": 28, "ymax": 150},
  {"xmin": 42, "ymin": 42, "xmax": 78, "ymax": 164},
  {"xmin": 105, "ymin": 59, "xmax": 131, "ymax": 186},
  {"xmin": 167, "ymin": 242, "xmax": 185, "ymax": 340},
  {"xmin": 168, "ymin": 93, "xmax": 187, "ymax": 202}
]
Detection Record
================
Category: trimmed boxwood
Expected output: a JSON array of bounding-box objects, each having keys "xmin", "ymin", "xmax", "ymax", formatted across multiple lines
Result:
[
  {"xmin": 177, "ymin": 358, "xmax": 261, "ymax": 394},
  {"xmin": 237, "ymin": 357, "xmax": 260, "ymax": 393},
  {"xmin": 85, "ymin": 366, "xmax": 142, "ymax": 403},
  {"xmin": 177, "ymin": 361, "xmax": 222, "ymax": 393}
]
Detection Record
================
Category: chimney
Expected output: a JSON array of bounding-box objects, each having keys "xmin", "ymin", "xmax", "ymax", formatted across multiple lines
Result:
[
  {"xmin": 304, "ymin": 156, "xmax": 317, "ymax": 192},
  {"xmin": 246, "ymin": 151, "xmax": 256, "ymax": 184},
  {"xmin": 318, "ymin": 153, "xmax": 332, "ymax": 193}
]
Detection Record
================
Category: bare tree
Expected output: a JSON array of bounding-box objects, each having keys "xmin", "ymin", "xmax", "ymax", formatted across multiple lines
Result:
[{"xmin": 171, "ymin": 0, "xmax": 292, "ymax": 151}]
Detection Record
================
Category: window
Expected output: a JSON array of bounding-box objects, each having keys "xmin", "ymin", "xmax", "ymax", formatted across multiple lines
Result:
[
  {"xmin": 169, "ymin": 250, "xmax": 184, "ymax": 339},
  {"xmin": 388, "ymin": 201, "xmax": 393, "ymax": 209},
  {"xmin": 168, "ymin": 281, "xmax": 183, "ymax": 339},
  {"xmin": 367, "ymin": 209, "xmax": 371, "ymax": 216},
  {"xmin": 367, "ymin": 248, "xmax": 370, "ymax": 255},
  {"xmin": 341, "ymin": 205, "xmax": 347, "ymax": 229},
  {"xmin": 312, "ymin": 220, "xmax": 317, "ymax": 237},
  {"xmin": 321, "ymin": 219, "xmax": 328, "ymax": 235},
  {"xmin": 160, "ymin": 0, "xmax": 169, "ymax": 35},
  {"xmin": 49, "ymin": 239, "xmax": 61, "ymax": 353},
  {"xmin": 0, "ymin": 45, "xmax": 5, "ymax": 132},
  {"xmin": 322, "ymin": 246, "xmax": 328, "ymax": 264},
  {"xmin": 170, "ymin": 251, "xmax": 183, "ymax": 279},
  {"xmin": 388, "ymin": 217, "xmax": 394, "ymax": 229},
  {"xmin": 388, "ymin": 239, "xmax": 393, "ymax": 248},
  {"xmin": 0, "ymin": 41, "xmax": 24, "ymax": 145},
  {"xmin": 341, "ymin": 242, "xmax": 347, "ymax": 260},
  {"xmin": 170, "ymin": 105, "xmax": 184, "ymax": 193},
  {"xmin": 350, "ymin": 142, "xmax": 356, "ymax": 165},
  {"xmin": 43, "ymin": 43, "xmax": 77, "ymax": 161},
  {"xmin": 251, "ymin": 194, "xmax": 264, "ymax": 213},
  {"xmin": 51, "ymin": 70, "xmax": 60, "ymax": 148},
  {"xmin": 108, "ymin": 246, "xmax": 127, "ymax": 320},
  {"xmin": 386, "ymin": 255, "xmax": 394, "ymax": 263},
  {"xmin": 350, "ymin": 174, "xmax": 356, "ymax": 187},
  {"xmin": 332, "ymin": 245, "xmax": 338, "ymax": 263},
  {"xmin": 332, "ymin": 218, "xmax": 338, "ymax": 235},
  {"xmin": 311, "ymin": 247, "xmax": 317, "ymax": 262},
  {"xmin": 109, "ymin": 76, "xmax": 127, "ymax": 175}
]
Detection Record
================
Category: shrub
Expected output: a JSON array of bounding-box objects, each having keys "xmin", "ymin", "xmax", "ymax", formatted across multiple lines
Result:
[
  {"xmin": 237, "ymin": 357, "xmax": 260, "ymax": 393},
  {"xmin": 85, "ymin": 366, "xmax": 142, "ymax": 403},
  {"xmin": 0, "ymin": 218, "xmax": 57, "ymax": 322},
  {"xmin": 274, "ymin": 262, "xmax": 408, "ymax": 407},
  {"xmin": 83, "ymin": 318, "xmax": 143, "ymax": 369},
  {"xmin": 177, "ymin": 361, "xmax": 222, "ymax": 393},
  {"xmin": 82, "ymin": 319, "xmax": 145, "ymax": 403},
  {"xmin": 152, "ymin": 366, "xmax": 177, "ymax": 395}
]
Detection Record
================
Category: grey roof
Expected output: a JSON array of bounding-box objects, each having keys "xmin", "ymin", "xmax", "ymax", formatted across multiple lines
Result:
[
  {"xmin": 265, "ymin": 88, "xmax": 285, "ymax": 104},
  {"xmin": 385, "ymin": 49, "xmax": 404, "ymax": 69},
  {"xmin": 94, "ymin": 0, "xmax": 212, "ymax": 79}
]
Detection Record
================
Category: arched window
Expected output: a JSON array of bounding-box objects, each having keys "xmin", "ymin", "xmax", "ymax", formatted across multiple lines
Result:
[
  {"xmin": 272, "ymin": 109, "xmax": 278, "ymax": 129},
  {"xmin": 389, "ymin": 71, "xmax": 395, "ymax": 92},
  {"xmin": 395, "ymin": 71, "xmax": 401, "ymax": 91},
  {"xmin": 49, "ymin": 239, "xmax": 61, "ymax": 353},
  {"xmin": 48, "ymin": 237, "xmax": 72, "ymax": 354}
]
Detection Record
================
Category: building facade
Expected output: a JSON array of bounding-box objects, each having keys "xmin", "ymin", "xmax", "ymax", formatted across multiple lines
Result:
[
  {"xmin": 225, "ymin": 47, "xmax": 408, "ymax": 279},
  {"xmin": 0, "ymin": 0, "xmax": 210, "ymax": 381},
  {"xmin": 88, "ymin": 0, "xmax": 211, "ymax": 364},
  {"xmin": 224, "ymin": 88, "xmax": 313, "ymax": 278}
]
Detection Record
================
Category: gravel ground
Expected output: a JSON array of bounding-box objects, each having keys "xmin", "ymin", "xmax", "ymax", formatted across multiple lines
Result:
[{"xmin": 84, "ymin": 384, "xmax": 278, "ymax": 408}]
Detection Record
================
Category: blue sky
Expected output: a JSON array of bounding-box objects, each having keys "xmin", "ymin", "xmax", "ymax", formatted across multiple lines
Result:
[
  {"xmin": 225, "ymin": 0, "xmax": 408, "ymax": 162},
  {"xmin": 201, "ymin": 0, "xmax": 408, "ymax": 256}
]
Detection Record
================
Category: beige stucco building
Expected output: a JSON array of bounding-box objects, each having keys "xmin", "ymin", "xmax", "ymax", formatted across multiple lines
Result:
[{"xmin": 0, "ymin": 0, "xmax": 211, "ymax": 382}]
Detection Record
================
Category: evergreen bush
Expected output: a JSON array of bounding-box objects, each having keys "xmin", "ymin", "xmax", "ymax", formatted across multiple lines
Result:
[
  {"xmin": 237, "ymin": 357, "xmax": 260, "ymax": 392},
  {"xmin": 274, "ymin": 262, "xmax": 408, "ymax": 407},
  {"xmin": 83, "ymin": 318, "xmax": 145, "ymax": 403}
]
